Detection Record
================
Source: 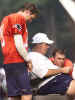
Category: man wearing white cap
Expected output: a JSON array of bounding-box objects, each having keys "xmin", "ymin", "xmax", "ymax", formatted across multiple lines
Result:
[{"xmin": 27, "ymin": 32, "xmax": 75, "ymax": 97}]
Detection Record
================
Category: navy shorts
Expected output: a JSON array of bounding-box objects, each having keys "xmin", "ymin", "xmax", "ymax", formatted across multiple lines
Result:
[
  {"xmin": 4, "ymin": 63, "xmax": 32, "ymax": 97},
  {"xmin": 38, "ymin": 74, "xmax": 73, "ymax": 95}
]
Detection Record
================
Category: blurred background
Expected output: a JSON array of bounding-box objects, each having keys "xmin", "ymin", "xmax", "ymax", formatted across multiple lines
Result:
[{"xmin": 0, "ymin": 0, "xmax": 74, "ymax": 65}]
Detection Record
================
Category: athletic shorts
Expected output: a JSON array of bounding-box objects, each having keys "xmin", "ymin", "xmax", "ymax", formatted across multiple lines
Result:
[
  {"xmin": 38, "ymin": 73, "xmax": 73, "ymax": 95},
  {"xmin": 3, "ymin": 63, "xmax": 32, "ymax": 97}
]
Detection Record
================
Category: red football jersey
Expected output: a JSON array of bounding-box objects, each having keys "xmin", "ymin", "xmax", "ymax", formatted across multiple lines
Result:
[
  {"xmin": 49, "ymin": 57, "xmax": 73, "ymax": 76},
  {"xmin": 0, "ymin": 13, "xmax": 28, "ymax": 64}
]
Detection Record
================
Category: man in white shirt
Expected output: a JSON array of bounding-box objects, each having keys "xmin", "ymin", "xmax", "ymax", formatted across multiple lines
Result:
[{"xmin": 28, "ymin": 32, "xmax": 75, "ymax": 97}]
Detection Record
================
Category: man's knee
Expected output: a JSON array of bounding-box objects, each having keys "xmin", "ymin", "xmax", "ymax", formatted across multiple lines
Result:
[
  {"xmin": 66, "ymin": 80, "xmax": 75, "ymax": 96},
  {"xmin": 21, "ymin": 95, "xmax": 32, "ymax": 100}
]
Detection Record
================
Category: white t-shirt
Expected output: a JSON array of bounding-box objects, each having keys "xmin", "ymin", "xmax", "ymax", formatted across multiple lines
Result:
[{"xmin": 28, "ymin": 52, "xmax": 59, "ymax": 79}]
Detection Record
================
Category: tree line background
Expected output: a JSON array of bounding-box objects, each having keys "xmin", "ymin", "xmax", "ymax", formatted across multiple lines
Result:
[{"xmin": 0, "ymin": 0, "xmax": 74, "ymax": 64}]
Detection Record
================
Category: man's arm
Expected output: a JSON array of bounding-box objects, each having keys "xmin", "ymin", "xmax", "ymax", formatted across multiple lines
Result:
[
  {"xmin": 45, "ymin": 67, "xmax": 72, "ymax": 77},
  {"xmin": 14, "ymin": 34, "xmax": 32, "ymax": 71},
  {"xmin": 14, "ymin": 34, "xmax": 29, "ymax": 62}
]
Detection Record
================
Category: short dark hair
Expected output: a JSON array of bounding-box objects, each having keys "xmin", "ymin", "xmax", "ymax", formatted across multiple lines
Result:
[
  {"xmin": 19, "ymin": 2, "xmax": 39, "ymax": 15},
  {"xmin": 52, "ymin": 48, "xmax": 66, "ymax": 57}
]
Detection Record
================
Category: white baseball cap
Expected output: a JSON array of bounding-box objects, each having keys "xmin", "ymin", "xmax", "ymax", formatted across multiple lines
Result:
[{"xmin": 32, "ymin": 32, "xmax": 54, "ymax": 44}]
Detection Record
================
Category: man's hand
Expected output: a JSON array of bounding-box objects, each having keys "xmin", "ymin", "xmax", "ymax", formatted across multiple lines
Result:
[
  {"xmin": 27, "ymin": 60, "xmax": 32, "ymax": 72},
  {"xmin": 61, "ymin": 67, "xmax": 72, "ymax": 74}
]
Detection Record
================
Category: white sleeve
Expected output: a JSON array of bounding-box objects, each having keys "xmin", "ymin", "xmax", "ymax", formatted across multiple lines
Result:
[
  {"xmin": 28, "ymin": 53, "xmax": 49, "ymax": 78},
  {"xmin": 14, "ymin": 34, "xmax": 29, "ymax": 62},
  {"xmin": 33, "ymin": 60, "xmax": 48, "ymax": 79}
]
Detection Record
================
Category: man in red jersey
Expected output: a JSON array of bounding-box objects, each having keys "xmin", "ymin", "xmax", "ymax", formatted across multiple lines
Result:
[
  {"xmin": 0, "ymin": 2, "xmax": 39, "ymax": 100},
  {"xmin": 49, "ymin": 48, "xmax": 73, "ymax": 76}
]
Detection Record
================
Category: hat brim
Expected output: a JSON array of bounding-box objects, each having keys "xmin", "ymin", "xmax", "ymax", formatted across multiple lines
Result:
[
  {"xmin": 32, "ymin": 40, "xmax": 54, "ymax": 44},
  {"xmin": 44, "ymin": 39, "xmax": 54, "ymax": 44}
]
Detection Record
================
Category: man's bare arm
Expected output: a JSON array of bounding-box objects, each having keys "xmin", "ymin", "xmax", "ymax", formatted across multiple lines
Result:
[{"xmin": 45, "ymin": 67, "xmax": 72, "ymax": 77}]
